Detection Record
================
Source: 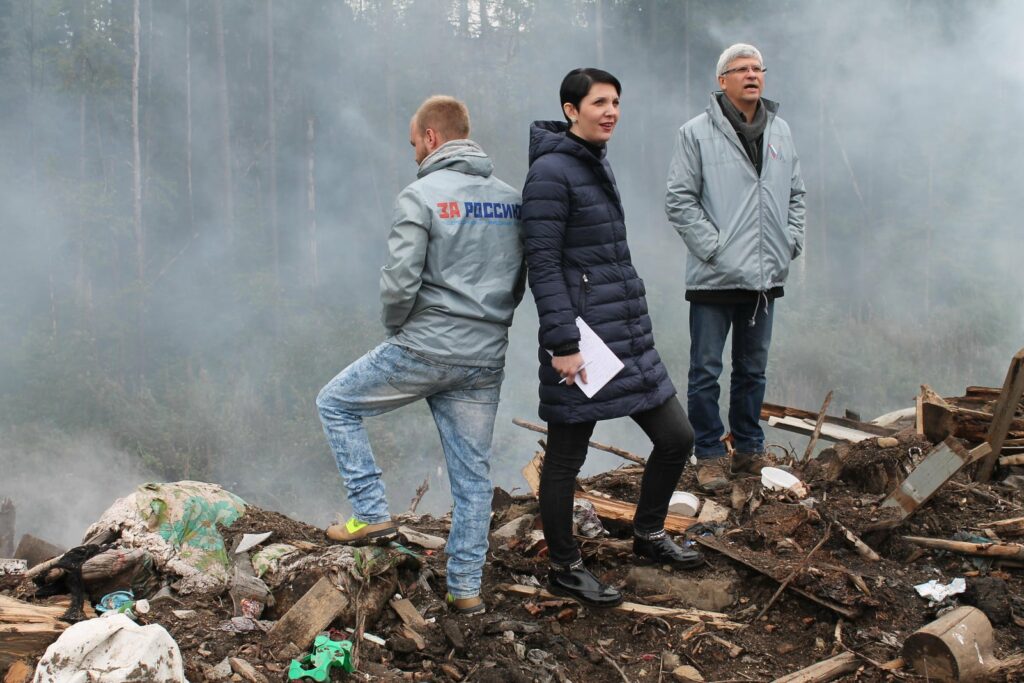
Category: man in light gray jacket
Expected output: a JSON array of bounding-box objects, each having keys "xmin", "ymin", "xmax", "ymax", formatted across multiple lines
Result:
[
  {"xmin": 665, "ymin": 44, "xmax": 806, "ymax": 492},
  {"xmin": 317, "ymin": 96, "xmax": 525, "ymax": 614}
]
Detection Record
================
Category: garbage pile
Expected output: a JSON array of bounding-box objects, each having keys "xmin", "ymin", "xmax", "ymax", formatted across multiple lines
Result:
[{"xmin": 2, "ymin": 371, "xmax": 1024, "ymax": 682}]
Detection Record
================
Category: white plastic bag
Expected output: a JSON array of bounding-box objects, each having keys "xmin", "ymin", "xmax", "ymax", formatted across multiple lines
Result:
[{"xmin": 33, "ymin": 613, "xmax": 188, "ymax": 683}]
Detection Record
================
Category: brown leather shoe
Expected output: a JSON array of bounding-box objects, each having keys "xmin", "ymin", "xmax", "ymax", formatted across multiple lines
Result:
[
  {"xmin": 697, "ymin": 457, "xmax": 731, "ymax": 492},
  {"xmin": 447, "ymin": 594, "xmax": 486, "ymax": 615},
  {"xmin": 732, "ymin": 451, "xmax": 767, "ymax": 475},
  {"xmin": 326, "ymin": 516, "xmax": 398, "ymax": 544}
]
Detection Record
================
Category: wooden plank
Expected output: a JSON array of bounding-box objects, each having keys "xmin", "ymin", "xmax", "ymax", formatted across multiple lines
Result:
[
  {"xmin": 0, "ymin": 499, "xmax": 13, "ymax": 559},
  {"xmin": 771, "ymin": 652, "xmax": 860, "ymax": 683},
  {"xmin": 879, "ymin": 437, "xmax": 985, "ymax": 519},
  {"xmin": 268, "ymin": 576, "xmax": 349, "ymax": 650},
  {"xmin": 978, "ymin": 348, "xmax": 1024, "ymax": 482},
  {"xmin": 767, "ymin": 416, "xmax": 878, "ymax": 444},
  {"xmin": 575, "ymin": 491, "xmax": 696, "ymax": 534},
  {"xmin": 0, "ymin": 596, "xmax": 73, "ymax": 672},
  {"xmin": 694, "ymin": 536, "xmax": 860, "ymax": 619},
  {"xmin": 3, "ymin": 660, "xmax": 34, "ymax": 683},
  {"xmin": 0, "ymin": 596, "xmax": 96, "ymax": 624},
  {"xmin": 979, "ymin": 515, "xmax": 1024, "ymax": 537},
  {"xmin": 14, "ymin": 535, "xmax": 64, "ymax": 570},
  {"xmin": 389, "ymin": 597, "xmax": 427, "ymax": 629},
  {"xmin": 915, "ymin": 391, "xmax": 925, "ymax": 435},
  {"xmin": 496, "ymin": 583, "xmax": 742, "ymax": 629},
  {"xmin": 399, "ymin": 624, "xmax": 426, "ymax": 650},
  {"xmin": 761, "ymin": 403, "xmax": 895, "ymax": 437},
  {"xmin": 520, "ymin": 451, "xmax": 543, "ymax": 498}
]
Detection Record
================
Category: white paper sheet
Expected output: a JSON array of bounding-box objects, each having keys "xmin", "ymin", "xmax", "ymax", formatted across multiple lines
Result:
[{"xmin": 571, "ymin": 317, "xmax": 624, "ymax": 398}]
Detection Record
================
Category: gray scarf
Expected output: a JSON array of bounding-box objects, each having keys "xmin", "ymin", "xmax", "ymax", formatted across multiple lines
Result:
[
  {"xmin": 717, "ymin": 93, "xmax": 767, "ymax": 141},
  {"xmin": 418, "ymin": 138, "xmax": 486, "ymax": 175}
]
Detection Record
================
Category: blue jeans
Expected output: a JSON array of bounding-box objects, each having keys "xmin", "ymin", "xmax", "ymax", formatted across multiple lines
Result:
[
  {"xmin": 687, "ymin": 300, "xmax": 774, "ymax": 459},
  {"xmin": 316, "ymin": 341, "xmax": 502, "ymax": 598}
]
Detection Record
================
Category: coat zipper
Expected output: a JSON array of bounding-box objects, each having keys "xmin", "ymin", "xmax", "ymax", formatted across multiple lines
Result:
[{"xmin": 579, "ymin": 272, "xmax": 592, "ymax": 317}]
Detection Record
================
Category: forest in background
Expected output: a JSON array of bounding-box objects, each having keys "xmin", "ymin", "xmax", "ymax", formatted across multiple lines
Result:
[{"xmin": 1, "ymin": 0, "xmax": 1021, "ymax": 544}]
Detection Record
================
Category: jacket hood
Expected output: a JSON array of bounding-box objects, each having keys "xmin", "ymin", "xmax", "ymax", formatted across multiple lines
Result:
[
  {"xmin": 528, "ymin": 120, "xmax": 607, "ymax": 166},
  {"xmin": 418, "ymin": 139, "xmax": 493, "ymax": 179}
]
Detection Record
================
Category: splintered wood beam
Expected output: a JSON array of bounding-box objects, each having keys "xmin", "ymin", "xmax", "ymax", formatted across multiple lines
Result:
[
  {"xmin": 574, "ymin": 491, "xmax": 696, "ymax": 534},
  {"xmin": 977, "ymin": 348, "xmax": 1024, "ymax": 482},
  {"xmin": 879, "ymin": 438, "xmax": 989, "ymax": 520},
  {"xmin": 513, "ymin": 418, "xmax": 646, "ymax": 465},
  {"xmin": 0, "ymin": 596, "xmax": 94, "ymax": 671},
  {"xmin": 771, "ymin": 651, "xmax": 860, "ymax": 683},
  {"xmin": 902, "ymin": 536, "xmax": 1024, "ymax": 560},
  {"xmin": 496, "ymin": 583, "xmax": 742, "ymax": 629},
  {"xmin": 921, "ymin": 381, "xmax": 1024, "ymax": 444}
]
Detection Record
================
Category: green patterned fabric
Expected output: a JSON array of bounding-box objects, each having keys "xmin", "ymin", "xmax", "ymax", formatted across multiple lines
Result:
[{"xmin": 136, "ymin": 482, "xmax": 246, "ymax": 576}]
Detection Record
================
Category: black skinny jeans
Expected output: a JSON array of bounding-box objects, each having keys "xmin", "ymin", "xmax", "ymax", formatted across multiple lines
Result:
[{"xmin": 539, "ymin": 396, "xmax": 695, "ymax": 567}]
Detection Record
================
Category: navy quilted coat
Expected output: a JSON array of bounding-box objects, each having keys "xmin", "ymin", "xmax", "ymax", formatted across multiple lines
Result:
[{"xmin": 522, "ymin": 120, "xmax": 676, "ymax": 424}]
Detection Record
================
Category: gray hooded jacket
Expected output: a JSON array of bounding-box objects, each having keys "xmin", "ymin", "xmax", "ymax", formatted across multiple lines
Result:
[
  {"xmin": 380, "ymin": 140, "xmax": 525, "ymax": 367},
  {"xmin": 665, "ymin": 94, "xmax": 807, "ymax": 291}
]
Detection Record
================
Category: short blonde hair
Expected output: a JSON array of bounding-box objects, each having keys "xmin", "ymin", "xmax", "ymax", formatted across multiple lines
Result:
[{"xmin": 414, "ymin": 96, "xmax": 470, "ymax": 140}]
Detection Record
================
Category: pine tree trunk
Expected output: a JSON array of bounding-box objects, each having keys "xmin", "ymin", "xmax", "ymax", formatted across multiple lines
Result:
[
  {"xmin": 266, "ymin": 0, "xmax": 279, "ymax": 286},
  {"xmin": 478, "ymin": 0, "xmax": 488, "ymax": 37},
  {"xmin": 213, "ymin": 0, "xmax": 234, "ymax": 242},
  {"xmin": 132, "ymin": 0, "xmax": 145, "ymax": 381},
  {"xmin": 184, "ymin": 0, "xmax": 194, "ymax": 232},
  {"xmin": 306, "ymin": 114, "xmax": 319, "ymax": 293}
]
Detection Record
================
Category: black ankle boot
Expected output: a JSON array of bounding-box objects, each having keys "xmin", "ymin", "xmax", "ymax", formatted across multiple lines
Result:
[
  {"xmin": 633, "ymin": 530, "xmax": 704, "ymax": 570},
  {"xmin": 547, "ymin": 560, "xmax": 623, "ymax": 608}
]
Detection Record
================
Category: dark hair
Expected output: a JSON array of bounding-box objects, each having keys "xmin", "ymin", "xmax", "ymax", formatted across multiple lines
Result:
[{"xmin": 559, "ymin": 68, "xmax": 622, "ymax": 123}]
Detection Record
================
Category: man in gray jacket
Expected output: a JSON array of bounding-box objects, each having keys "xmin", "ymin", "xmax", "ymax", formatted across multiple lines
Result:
[
  {"xmin": 317, "ymin": 96, "xmax": 525, "ymax": 614},
  {"xmin": 665, "ymin": 44, "xmax": 806, "ymax": 492}
]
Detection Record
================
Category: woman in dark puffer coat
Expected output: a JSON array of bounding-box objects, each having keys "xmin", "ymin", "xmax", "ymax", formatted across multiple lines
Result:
[{"xmin": 522, "ymin": 68, "xmax": 704, "ymax": 608}]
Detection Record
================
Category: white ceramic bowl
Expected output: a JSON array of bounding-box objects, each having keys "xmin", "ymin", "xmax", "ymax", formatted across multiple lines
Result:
[
  {"xmin": 761, "ymin": 467, "xmax": 807, "ymax": 496},
  {"xmin": 668, "ymin": 491, "xmax": 700, "ymax": 517}
]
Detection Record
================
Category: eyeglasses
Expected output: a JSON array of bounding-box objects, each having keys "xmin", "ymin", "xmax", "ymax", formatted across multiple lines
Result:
[{"xmin": 721, "ymin": 65, "xmax": 766, "ymax": 76}]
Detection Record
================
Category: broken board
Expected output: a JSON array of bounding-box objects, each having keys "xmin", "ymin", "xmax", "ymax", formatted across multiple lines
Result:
[
  {"xmin": 880, "ymin": 437, "xmax": 991, "ymax": 520},
  {"xmin": 575, "ymin": 491, "xmax": 696, "ymax": 534},
  {"xmin": 267, "ymin": 576, "xmax": 349, "ymax": 650}
]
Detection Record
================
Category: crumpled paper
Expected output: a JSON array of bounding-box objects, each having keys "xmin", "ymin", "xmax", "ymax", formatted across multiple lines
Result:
[{"xmin": 914, "ymin": 577, "xmax": 966, "ymax": 603}]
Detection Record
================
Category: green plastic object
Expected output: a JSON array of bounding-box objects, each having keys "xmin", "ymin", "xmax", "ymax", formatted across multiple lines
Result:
[{"xmin": 287, "ymin": 634, "xmax": 354, "ymax": 681}]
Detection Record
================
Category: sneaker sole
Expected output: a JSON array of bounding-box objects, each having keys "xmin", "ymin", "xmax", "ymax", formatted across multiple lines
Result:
[
  {"xmin": 326, "ymin": 527, "xmax": 398, "ymax": 546},
  {"xmin": 449, "ymin": 603, "xmax": 486, "ymax": 616},
  {"xmin": 547, "ymin": 582, "xmax": 625, "ymax": 609}
]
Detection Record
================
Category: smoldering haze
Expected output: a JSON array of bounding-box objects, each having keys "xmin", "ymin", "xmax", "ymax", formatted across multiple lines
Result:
[{"xmin": 0, "ymin": 1, "xmax": 1021, "ymax": 545}]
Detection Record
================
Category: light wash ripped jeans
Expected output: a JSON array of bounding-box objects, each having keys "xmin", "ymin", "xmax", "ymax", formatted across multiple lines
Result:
[{"xmin": 316, "ymin": 341, "xmax": 502, "ymax": 598}]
